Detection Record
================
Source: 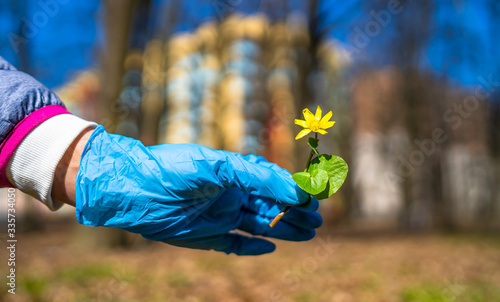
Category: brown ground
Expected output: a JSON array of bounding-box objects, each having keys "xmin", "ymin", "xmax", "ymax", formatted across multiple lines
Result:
[{"xmin": 2, "ymin": 223, "xmax": 500, "ymax": 302}]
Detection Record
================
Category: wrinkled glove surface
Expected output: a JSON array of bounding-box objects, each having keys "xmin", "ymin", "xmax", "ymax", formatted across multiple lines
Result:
[{"xmin": 76, "ymin": 126, "xmax": 322, "ymax": 255}]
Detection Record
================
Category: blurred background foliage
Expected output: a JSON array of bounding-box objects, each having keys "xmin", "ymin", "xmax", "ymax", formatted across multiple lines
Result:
[
  {"xmin": 1, "ymin": 0, "xmax": 499, "ymax": 230},
  {"xmin": 1, "ymin": 0, "xmax": 500, "ymax": 301}
]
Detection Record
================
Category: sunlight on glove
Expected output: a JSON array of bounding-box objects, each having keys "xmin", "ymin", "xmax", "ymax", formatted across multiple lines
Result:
[{"xmin": 75, "ymin": 126, "xmax": 322, "ymax": 255}]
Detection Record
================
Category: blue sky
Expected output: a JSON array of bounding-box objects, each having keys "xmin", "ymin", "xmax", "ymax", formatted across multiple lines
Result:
[{"xmin": 1, "ymin": 0, "xmax": 497, "ymax": 90}]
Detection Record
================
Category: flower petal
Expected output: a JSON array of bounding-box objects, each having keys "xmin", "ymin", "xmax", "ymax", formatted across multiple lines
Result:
[
  {"xmin": 320, "ymin": 111, "xmax": 333, "ymax": 124},
  {"xmin": 295, "ymin": 129, "xmax": 311, "ymax": 140},
  {"xmin": 302, "ymin": 108, "xmax": 314, "ymax": 122},
  {"xmin": 294, "ymin": 119, "xmax": 307, "ymax": 128},
  {"xmin": 321, "ymin": 121, "xmax": 335, "ymax": 129},
  {"xmin": 315, "ymin": 106, "xmax": 322, "ymax": 120},
  {"xmin": 316, "ymin": 129, "xmax": 328, "ymax": 135}
]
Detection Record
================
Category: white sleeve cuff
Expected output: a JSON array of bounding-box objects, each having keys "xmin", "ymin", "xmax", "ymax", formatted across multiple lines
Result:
[{"xmin": 6, "ymin": 114, "xmax": 96, "ymax": 210}]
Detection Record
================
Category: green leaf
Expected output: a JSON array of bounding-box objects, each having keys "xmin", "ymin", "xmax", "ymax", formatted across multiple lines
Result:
[
  {"xmin": 308, "ymin": 137, "xmax": 319, "ymax": 155},
  {"xmin": 307, "ymin": 154, "xmax": 348, "ymax": 199},
  {"xmin": 292, "ymin": 169, "xmax": 329, "ymax": 195}
]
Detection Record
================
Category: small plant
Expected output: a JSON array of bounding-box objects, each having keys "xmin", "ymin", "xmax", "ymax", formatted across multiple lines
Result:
[{"xmin": 269, "ymin": 106, "xmax": 348, "ymax": 227}]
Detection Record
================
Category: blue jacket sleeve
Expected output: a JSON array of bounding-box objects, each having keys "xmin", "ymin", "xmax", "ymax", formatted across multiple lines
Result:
[
  {"xmin": 0, "ymin": 56, "xmax": 66, "ymax": 144},
  {"xmin": 0, "ymin": 56, "xmax": 71, "ymax": 188}
]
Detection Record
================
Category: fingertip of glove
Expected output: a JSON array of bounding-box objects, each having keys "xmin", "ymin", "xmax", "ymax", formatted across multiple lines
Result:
[
  {"xmin": 306, "ymin": 212, "xmax": 323, "ymax": 229},
  {"xmin": 299, "ymin": 229, "xmax": 316, "ymax": 241},
  {"xmin": 296, "ymin": 196, "xmax": 320, "ymax": 212},
  {"xmin": 231, "ymin": 238, "xmax": 276, "ymax": 256},
  {"xmin": 257, "ymin": 240, "xmax": 276, "ymax": 254},
  {"xmin": 295, "ymin": 184, "xmax": 310, "ymax": 201}
]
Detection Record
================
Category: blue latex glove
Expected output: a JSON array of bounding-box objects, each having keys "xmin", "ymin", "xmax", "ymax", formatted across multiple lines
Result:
[{"xmin": 76, "ymin": 126, "xmax": 322, "ymax": 255}]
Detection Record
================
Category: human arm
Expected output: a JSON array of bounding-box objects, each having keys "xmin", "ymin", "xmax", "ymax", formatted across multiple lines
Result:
[{"xmin": 1, "ymin": 57, "xmax": 322, "ymax": 255}]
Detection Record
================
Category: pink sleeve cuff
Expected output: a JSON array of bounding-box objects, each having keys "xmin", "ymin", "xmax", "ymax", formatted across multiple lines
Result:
[{"xmin": 0, "ymin": 105, "xmax": 71, "ymax": 187}]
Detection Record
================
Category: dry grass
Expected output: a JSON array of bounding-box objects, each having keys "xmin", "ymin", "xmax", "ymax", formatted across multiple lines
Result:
[{"xmin": 2, "ymin": 223, "xmax": 500, "ymax": 302}]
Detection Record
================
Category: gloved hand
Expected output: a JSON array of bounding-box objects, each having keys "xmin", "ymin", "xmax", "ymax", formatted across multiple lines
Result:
[{"xmin": 76, "ymin": 126, "xmax": 322, "ymax": 255}]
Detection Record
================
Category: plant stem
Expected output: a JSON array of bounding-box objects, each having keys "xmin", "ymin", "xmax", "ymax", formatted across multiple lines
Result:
[
  {"xmin": 304, "ymin": 134, "xmax": 318, "ymax": 172},
  {"xmin": 269, "ymin": 207, "xmax": 290, "ymax": 227},
  {"xmin": 269, "ymin": 133, "xmax": 318, "ymax": 228},
  {"xmin": 304, "ymin": 149, "xmax": 314, "ymax": 172}
]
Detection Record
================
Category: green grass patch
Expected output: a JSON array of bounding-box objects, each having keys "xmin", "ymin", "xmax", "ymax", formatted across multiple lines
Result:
[
  {"xmin": 165, "ymin": 272, "xmax": 191, "ymax": 288},
  {"xmin": 293, "ymin": 289, "xmax": 323, "ymax": 302},
  {"xmin": 18, "ymin": 274, "xmax": 50, "ymax": 301},
  {"xmin": 400, "ymin": 280, "xmax": 500, "ymax": 302},
  {"xmin": 57, "ymin": 263, "xmax": 115, "ymax": 284}
]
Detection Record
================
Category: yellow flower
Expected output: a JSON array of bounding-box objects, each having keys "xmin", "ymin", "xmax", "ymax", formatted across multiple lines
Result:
[{"xmin": 294, "ymin": 106, "xmax": 335, "ymax": 140}]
